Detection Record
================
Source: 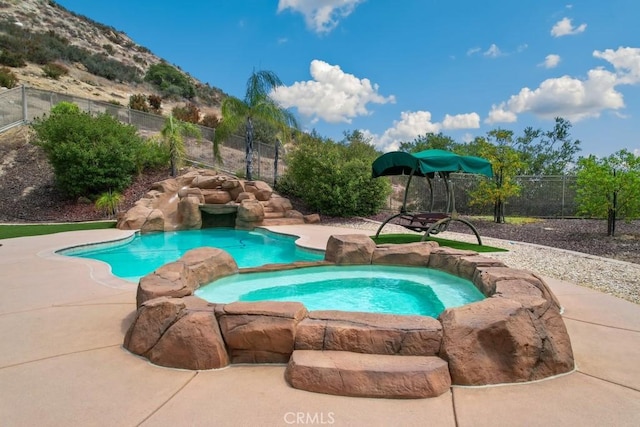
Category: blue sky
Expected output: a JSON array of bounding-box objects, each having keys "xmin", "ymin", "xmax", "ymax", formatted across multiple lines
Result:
[{"xmin": 55, "ymin": 0, "xmax": 639, "ymax": 157}]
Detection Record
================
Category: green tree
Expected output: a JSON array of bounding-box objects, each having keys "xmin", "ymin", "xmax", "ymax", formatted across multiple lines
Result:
[
  {"xmin": 280, "ymin": 130, "xmax": 390, "ymax": 217},
  {"xmin": 515, "ymin": 117, "xmax": 581, "ymax": 175},
  {"xmin": 575, "ymin": 149, "xmax": 640, "ymax": 236},
  {"xmin": 31, "ymin": 102, "xmax": 147, "ymax": 199},
  {"xmin": 160, "ymin": 114, "xmax": 202, "ymax": 177},
  {"xmin": 214, "ymin": 70, "xmax": 298, "ymax": 180},
  {"xmin": 144, "ymin": 63, "xmax": 195, "ymax": 99},
  {"xmin": 467, "ymin": 130, "xmax": 524, "ymax": 223},
  {"xmin": 399, "ymin": 132, "xmax": 460, "ymax": 153}
]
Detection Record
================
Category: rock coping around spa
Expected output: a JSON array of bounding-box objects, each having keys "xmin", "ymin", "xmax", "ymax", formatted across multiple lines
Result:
[{"xmin": 124, "ymin": 234, "xmax": 575, "ymax": 398}]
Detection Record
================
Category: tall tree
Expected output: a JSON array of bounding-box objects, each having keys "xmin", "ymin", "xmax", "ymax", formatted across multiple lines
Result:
[
  {"xmin": 515, "ymin": 117, "xmax": 581, "ymax": 175},
  {"xmin": 575, "ymin": 149, "xmax": 640, "ymax": 236},
  {"xmin": 214, "ymin": 70, "xmax": 298, "ymax": 180},
  {"xmin": 467, "ymin": 130, "xmax": 524, "ymax": 223},
  {"xmin": 160, "ymin": 114, "xmax": 201, "ymax": 177},
  {"xmin": 399, "ymin": 132, "xmax": 460, "ymax": 153}
]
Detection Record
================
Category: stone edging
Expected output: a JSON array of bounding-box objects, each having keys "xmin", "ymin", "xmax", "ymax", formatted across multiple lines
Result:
[{"xmin": 124, "ymin": 234, "xmax": 574, "ymax": 388}]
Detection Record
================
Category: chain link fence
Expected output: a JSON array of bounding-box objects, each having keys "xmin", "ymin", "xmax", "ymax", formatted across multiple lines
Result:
[
  {"xmin": 385, "ymin": 173, "xmax": 579, "ymax": 218},
  {"xmin": 2, "ymin": 86, "xmax": 579, "ymax": 215},
  {"xmin": 0, "ymin": 86, "xmax": 282, "ymax": 184}
]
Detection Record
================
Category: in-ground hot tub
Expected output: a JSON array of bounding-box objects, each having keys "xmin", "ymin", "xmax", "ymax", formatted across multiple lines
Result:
[
  {"xmin": 123, "ymin": 233, "xmax": 574, "ymax": 399},
  {"xmin": 195, "ymin": 264, "xmax": 485, "ymax": 317}
]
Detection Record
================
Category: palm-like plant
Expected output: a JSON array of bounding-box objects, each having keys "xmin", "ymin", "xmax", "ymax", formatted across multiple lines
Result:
[
  {"xmin": 161, "ymin": 114, "xmax": 202, "ymax": 177},
  {"xmin": 214, "ymin": 70, "xmax": 298, "ymax": 181}
]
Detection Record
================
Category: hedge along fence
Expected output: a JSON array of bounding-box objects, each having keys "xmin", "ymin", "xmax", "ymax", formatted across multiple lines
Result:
[
  {"xmin": 0, "ymin": 86, "xmax": 284, "ymax": 185},
  {"xmin": 384, "ymin": 174, "xmax": 579, "ymax": 218}
]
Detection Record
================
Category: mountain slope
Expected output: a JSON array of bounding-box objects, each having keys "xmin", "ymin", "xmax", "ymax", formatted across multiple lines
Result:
[{"xmin": 0, "ymin": 0, "xmax": 223, "ymax": 115}]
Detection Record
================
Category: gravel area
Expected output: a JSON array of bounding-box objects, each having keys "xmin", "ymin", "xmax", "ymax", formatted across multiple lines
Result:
[{"xmin": 323, "ymin": 217, "xmax": 640, "ymax": 305}]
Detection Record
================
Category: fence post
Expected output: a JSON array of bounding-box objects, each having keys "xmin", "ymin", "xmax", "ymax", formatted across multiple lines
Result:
[{"xmin": 21, "ymin": 85, "xmax": 27, "ymax": 122}]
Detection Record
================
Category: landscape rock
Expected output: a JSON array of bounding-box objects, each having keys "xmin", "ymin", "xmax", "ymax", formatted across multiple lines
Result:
[
  {"xmin": 439, "ymin": 298, "xmax": 574, "ymax": 385},
  {"xmin": 177, "ymin": 195, "xmax": 202, "ymax": 229},
  {"xmin": 117, "ymin": 170, "xmax": 304, "ymax": 231},
  {"xmin": 180, "ymin": 247, "xmax": 238, "ymax": 285},
  {"xmin": 136, "ymin": 261, "xmax": 198, "ymax": 307},
  {"xmin": 372, "ymin": 241, "xmax": 439, "ymax": 266},
  {"xmin": 124, "ymin": 297, "xmax": 186, "ymax": 355},
  {"xmin": 296, "ymin": 311, "xmax": 442, "ymax": 356},
  {"xmin": 147, "ymin": 310, "xmax": 229, "ymax": 370},
  {"xmin": 324, "ymin": 234, "xmax": 376, "ymax": 265},
  {"xmin": 216, "ymin": 301, "xmax": 307, "ymax": 363}
]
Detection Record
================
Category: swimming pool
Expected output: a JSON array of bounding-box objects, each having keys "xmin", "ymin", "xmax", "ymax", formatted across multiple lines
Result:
[
  {"xmin": 61, "ymin": 228, "xmax": 323, "ymax": 282},
  {"xmin": 195, "ymin": 264, "xmax": 485, "ymax": 317}
]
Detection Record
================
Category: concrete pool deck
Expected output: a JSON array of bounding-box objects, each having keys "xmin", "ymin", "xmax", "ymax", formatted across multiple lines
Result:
[{"xmin": 0, "ymin": 226, "xmax": 639, "ymax": 426}]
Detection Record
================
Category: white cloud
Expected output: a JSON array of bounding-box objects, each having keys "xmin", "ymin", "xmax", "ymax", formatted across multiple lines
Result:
[
  {"xmin": 486, "ymin": 46, "xmax": 640, "ymax": 124},
  {"xmin": 365, "ymin": 111, "xmax": 441, "ymax": 152},
  {"xmin": 593, "ymin": 47, "xmax": 640, "ymax": 84},
  {"xmin": 466, "ymin": 47, "xmax": 481, "ymax": 56},
  {"xmin": 271, "ymin": 60, "xmax": 395, "ymax": 124},
  {"xmin": 277, "ymin": 0, "xmax": 364, "ymax": 34},
  {"xmin": 442, "ymin": 113, "xmax": 480, "ymax": 129},
  {"xmin": 484, "ymin": 44, "xmax": 503, "ymax": 58},
  {"xmin": 462, "ymin": 133, "xmax": 474, "ymax": 143},
  {"xmin": 541, "ymin": 54, "xmax": 561, "ymax": 69},
  {"xmin": 551, "ymin": 17, "xmax": 587, "ymax": 37},
  {"xmin": 364, "ymin": 110, "xmax": 481, "ymax": 152},
  {"xmin": 486, "ymin": 106, "xmax": 518, "ymax": 124}
]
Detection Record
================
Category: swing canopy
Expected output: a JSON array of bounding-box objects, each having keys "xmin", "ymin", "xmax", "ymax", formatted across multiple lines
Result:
[{"xmin": 371, "ymin": 149, "xmax": 493, "ymax": 178}]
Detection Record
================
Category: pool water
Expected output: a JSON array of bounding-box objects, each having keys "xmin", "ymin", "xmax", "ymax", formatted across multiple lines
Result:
[
  {"xmin": 195, "ymin": 265, "xmax": 485, "ymax": 317},
  {"xmin": 61, "ymin": 228, "xmax": 323, "ymax": 282}
]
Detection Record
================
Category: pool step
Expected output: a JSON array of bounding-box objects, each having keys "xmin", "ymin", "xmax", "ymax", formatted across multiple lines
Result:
[{"xmin": 285, "ymin": 350, "xmax": 451, "ymax": 398}]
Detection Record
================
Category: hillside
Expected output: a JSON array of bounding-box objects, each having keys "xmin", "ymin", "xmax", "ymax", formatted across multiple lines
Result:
[{"xmin": 0, "ymin": 0, "xmax": 224, "ymax": 116}]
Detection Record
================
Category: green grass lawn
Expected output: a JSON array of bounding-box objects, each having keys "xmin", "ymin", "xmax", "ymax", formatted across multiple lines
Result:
[
  {"xmin": 0, "ymin": 221, "xmax": 116, "ymax": 240},
  {"xmin": 372, "ymin": 233, "xmax": 507, "ymax": 253}
]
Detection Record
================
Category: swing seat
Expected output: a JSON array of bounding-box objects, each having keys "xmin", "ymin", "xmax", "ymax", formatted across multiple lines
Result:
[{"xmin": 398, "ymin": 212, "xmax": 450, "ymax": 233}]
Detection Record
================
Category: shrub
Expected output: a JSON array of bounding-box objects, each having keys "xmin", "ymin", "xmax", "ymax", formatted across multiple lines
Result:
[
  {"xmin": 281, "ymin": 132, "xmax": 390, "ymax": 217},
  {"xmin": 147, "ymin": 94, "xmax": 162, "ymax": 113},
  {"xmin": 31, "ymin": 102, "xmax": 149, "ymax": 198},
  {"xmin": 42, "ymin": 62, "xmax": 69, "ymax": 79},
  {"xmin": 200, "ymin": 113, "xmax": 220, "ymax": 129},
  {"xmin": 144, "ymin": 63, "xmax": 195, "ymax": 99},
  {"xmin": 172, "ymin": 102, "xmax": 200, "ymax": 124},
  {"xmin": 0, "ymin": 66, "xmax": 18, "ymax": 88},
  {"xmin": 0, "ymin": 50, "xmax": 26, "ymax": 67},
  {"xmin": 95, "ymin": 190, "xmax": 123, "ymax": 218},
  {"xmin": 102, "ymin": 43, "xmax": 115, "ymax": 55},
  {"xmin": 128, "ymin": 93, "xmax": 149, "ymax": 112},
  {"xmin": 134, "ymin": 136, "xmax": 171, "ymax": 174}
]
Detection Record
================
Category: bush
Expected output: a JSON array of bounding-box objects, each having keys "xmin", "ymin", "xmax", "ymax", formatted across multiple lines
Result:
[
  {"xmin": 42, "ymin": 62, "xmax": 69, "ymax": 79},
  {"xmin": 0, "ymin": 50, "xmax": 26, "ymax": 67},
  {"xmin": 31, "ymin": 102, "xmax": 155, "ymax": 198},
  {"xmin": 201, "ymin": 113, "xmax": 220, "ymax": 129},
  {"xmin": 102, "ymin": 43, "xmax": 115, "ymax": 55},
  {"xmin": 0, "ymin": 66, "xmax": 18, "ymax": 88},
  {"xmin": 148, "ymin": 94, "xmax": 162, "ymax": 113},
  {"xmin": 144, "ymin": 63, "xmax": 195, "ymax": 99},
  {"xmin": 281, "ymin": 133, "xmax": 390, "ymax": 217},
  {"xmin": 128, "ymin": 93, "xmax": 149, "ymax": 112},
  {"xmin": 172, "ymin": 102, "xmax": 200, "ymax": 124}
]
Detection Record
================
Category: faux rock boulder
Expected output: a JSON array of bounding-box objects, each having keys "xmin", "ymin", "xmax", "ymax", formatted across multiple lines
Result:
[{"xmin": 117, "ymin": 168, "xmax": 315, "ymax": 232}]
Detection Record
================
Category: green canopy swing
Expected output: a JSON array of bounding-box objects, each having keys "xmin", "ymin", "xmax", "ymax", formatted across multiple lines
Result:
[{"xmin": 371, "ymin": 149, "xmax": 493, "ymax": 244}]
